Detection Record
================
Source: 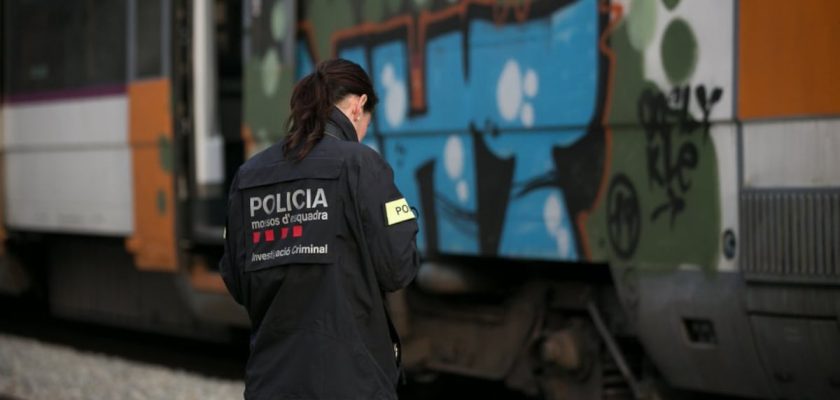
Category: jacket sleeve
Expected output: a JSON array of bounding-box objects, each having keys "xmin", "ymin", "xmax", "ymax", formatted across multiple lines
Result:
[
  {"xmin": 357, "ymin": 150, "xmax": 420, "ymax": 292},
  {"xmin": 219, "ymin": 172, "xmax": 245, "ymax": 305}
]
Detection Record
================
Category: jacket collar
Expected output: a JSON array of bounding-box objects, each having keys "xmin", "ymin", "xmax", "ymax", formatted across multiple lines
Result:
[{"xmin": 324, "ymin": 106, "xmax": 358, "ymax": 142}]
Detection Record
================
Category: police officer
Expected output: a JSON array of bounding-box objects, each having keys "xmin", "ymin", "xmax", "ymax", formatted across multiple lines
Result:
[{"xmin": 219, "ymin": 58, "xmax": 420, "ymax": 399}]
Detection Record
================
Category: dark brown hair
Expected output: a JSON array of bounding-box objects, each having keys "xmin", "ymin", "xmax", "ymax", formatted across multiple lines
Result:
[{"xmin": 283, "ymin": 58, "xmax": 378, "ymax": 161}]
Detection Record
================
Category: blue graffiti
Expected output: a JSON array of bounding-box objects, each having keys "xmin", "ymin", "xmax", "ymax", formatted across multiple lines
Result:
[{"xmin": 298, "ymin": 0, "xmax": 602, "ymax": 261}]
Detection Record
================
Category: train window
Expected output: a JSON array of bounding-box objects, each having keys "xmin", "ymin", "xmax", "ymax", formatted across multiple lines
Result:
[
  {"xmin": 135, "ymin": 0, "xmax": 163, "ymax": 79},
  {"xmin": 4, "ymin": 0, "xmax": 126, "ymax": 96}
]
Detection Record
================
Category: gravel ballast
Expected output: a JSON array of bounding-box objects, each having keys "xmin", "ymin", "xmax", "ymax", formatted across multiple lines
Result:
[{"xmin": 0, "ymin": 333, "xmax": 245, "ymax": 400}]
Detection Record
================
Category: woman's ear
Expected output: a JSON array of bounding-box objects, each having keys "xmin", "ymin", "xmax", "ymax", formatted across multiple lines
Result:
[{"xmin": 357, "ymin": 94, "xmax": 368, "ymax": 116}]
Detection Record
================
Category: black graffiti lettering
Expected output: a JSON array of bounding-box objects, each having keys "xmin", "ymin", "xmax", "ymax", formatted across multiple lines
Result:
[
  {"xmin": 651, "ymin": 187, "xmax": 684, "ymax": 223},
  {"xmin": 676, "ymin": 142, "xmax": 698, "ymax": 191},
  {"xmin": 670, "ymin": 86, "xmax": 701, "ymax": 135},
  {"xmin": 696, "ymin": 85, "xmax": 723, "ymax": 138},
  {"xmin": 638, "ymin": 84, "xmax": 722, "ymax": 227},
  {"xmin": 607, "ymin": 174, "xmax": 641, "ymax": 260}
]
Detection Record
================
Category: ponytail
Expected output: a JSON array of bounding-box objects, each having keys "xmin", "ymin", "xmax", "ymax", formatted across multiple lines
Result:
[
  {"xmin": 283, "ymin": 59, "xmax": 379, "ymax": 161},
  {"xmin": 283, "ymin": 71, "xmax": 331, "ymax": 161}
]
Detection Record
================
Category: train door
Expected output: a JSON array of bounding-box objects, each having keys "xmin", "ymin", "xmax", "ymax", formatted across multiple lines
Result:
[
  {"xmin": 175, "ymin": 0, "xmax": 296, "ymax": 295},
  {"xmin": 167, "ymin": 0, "xmax": 257, "ymax": 327},
  {"xmin": 181, "ymin": 0, "xmax": 244, "ymax": 246}
]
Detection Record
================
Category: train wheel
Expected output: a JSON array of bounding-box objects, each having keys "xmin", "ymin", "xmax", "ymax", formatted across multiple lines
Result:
[{"xmin": 532, "ymin": 319, "xmax": 605, "ymax": 400}]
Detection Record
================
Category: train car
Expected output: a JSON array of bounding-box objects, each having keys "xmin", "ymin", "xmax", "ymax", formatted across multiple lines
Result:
[
  {"xmin": 0, "ymin": 0, "xmax": 249, "ymax": 339},
  {"xmin": 2, "ymin": 0, "xmax": 839, "ymax": 399}
]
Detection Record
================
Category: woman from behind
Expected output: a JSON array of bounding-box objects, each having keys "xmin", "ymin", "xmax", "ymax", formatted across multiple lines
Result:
[{"xmin": 220, "ymin": 58, "xmax": 420, "ymax": 400}]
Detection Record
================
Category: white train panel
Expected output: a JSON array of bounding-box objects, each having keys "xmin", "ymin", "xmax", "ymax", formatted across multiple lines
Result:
[
  {"xmin": 743, "ymin": 118, "xmax": 840, "ymax": 188},
  {"xmin": 3, "ymin": 95, "xmax": 128, "ymax": 147},
  {"xmin": 6, "ymin": 148, "xmax": 133, "ymax": 235},
  {"xmin": 711, "ymin": 123, "xmax": 739, "ymax": 272},
  {"xmin": 3, "ymin": 96, "xmax": 133, "ymax": 235}
]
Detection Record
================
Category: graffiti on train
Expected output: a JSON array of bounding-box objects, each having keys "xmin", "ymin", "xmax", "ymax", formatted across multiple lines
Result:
[
  {"xmin": 603, "ymin": 83, "xmax": 723, "ymax": 261},
  {"xmin": 249, "ymin": 0, "xmax": 734, "ymax": 269},
  {"xmin": 583, "ymin": 0, "xmax": 727, "ymax": 270},
  {"xmin": 639, "ymin": 84, "xmax": 722, "ymax": 227},
  {"xmin": 606, "ymin": 173, "xmax": 640, "ymax": 260},
  {"xmin": 295, "ymin": 0, "xmax": 610, "ymax": 261}
]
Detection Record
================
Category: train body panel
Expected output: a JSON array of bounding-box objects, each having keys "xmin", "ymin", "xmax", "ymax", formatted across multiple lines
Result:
[
  {"xmin": 2, "ymin": 0, "xmax": 839, "ymax": 398},
  {"xmin": 4, "ymin": 93, "xmax": 134, "ymax": 235},
  {"xmin": 0, "ymin": 0, "xmax": 240, "ymax": 336},
  {"xmin": 738, "ymin": 0, "xmax": 840, "ymax": 120},
  {"xmin": 742, "ymin": 119, "xmax": 840, "ymax": 189},
  {"xmin": 125, "ymin": 79, "xmax": 177, "ymax": 271}
]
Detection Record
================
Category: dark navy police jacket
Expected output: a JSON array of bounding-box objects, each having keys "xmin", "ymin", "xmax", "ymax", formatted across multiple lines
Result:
[{"xmin": 220, "ymin": 108, "xmax": 420, "ymax": 399}]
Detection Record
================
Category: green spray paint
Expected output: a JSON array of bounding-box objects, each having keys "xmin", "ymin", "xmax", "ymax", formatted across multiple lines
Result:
[
  {"xmin": 306, "ymin": 0, "xmax": 356, "ymax": 62},
  {"xmin": 157, "ymin": 189, "xmax": 167, "ymax": 215},
  {"xmin": 662, "ymin": 0, "xmax": 681, "ymax": 11},
  {"xmin": 244, "ymin": 59, "xmax": 293, "ymax": 147},
  {"xmin": 158, "ymin": 135, "xmax": 172, "ymax": 173},
  {"xmin": 628, "ymin": 0, "xmax": 658, "ymax": 51},
  {"xmin": 661, "ymin": 18, "xmax": 698, "ymax": 85},
  {"xmin": 586, "ymin": 13, "xmax": 720, "ymax": 273}
]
